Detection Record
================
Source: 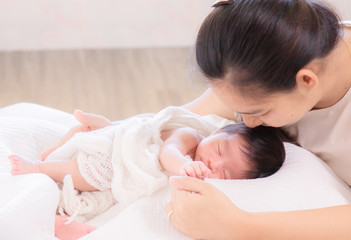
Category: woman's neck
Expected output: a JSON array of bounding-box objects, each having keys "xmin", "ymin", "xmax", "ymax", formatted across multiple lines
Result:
[{"xmin": 314, "ymin": 29, "xmax": 351, "ymax": 109}]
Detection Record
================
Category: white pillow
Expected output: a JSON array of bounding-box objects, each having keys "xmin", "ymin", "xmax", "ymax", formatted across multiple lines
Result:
[
  {"xmin": 0, "ymin": 103, "xmax": 75, "ymax": 240},
  {"xmin": 83, "ymin": 143, "xmax": 351, "ymax": 240},
  {"xmin": 0, "ymin": 174, "xmax": 60, "ymax": 240},
  {"xmin": 208, "ymin": 143, "xmax": 351, "ymax": 212}
]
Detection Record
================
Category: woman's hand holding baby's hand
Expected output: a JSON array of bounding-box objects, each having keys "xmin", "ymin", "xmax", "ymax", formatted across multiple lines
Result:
[
  {"xmin": 166, "ymin": 177, "xmax": 248, "ymax": 240},
  {"xmin": 179, "ymin": 161, "xmax": 211, "ymax": 179}
]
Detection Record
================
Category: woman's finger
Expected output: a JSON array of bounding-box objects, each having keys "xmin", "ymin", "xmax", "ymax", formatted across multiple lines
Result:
[
  {"xmin": 165, "ymin": 202, "xmax": 173, "ymax": 214},
  {"xmin": 167, "ymin": 176, "xmax": 246, "ymax": 239},
  {"xmin": 169, "ymin": 176, "xmax": 209, "ymax": 194}
]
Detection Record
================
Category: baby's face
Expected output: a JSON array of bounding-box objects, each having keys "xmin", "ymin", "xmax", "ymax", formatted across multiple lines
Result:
[{"xmin": 194, "ymin": 131, "xmax": 251, "ymax": 179}]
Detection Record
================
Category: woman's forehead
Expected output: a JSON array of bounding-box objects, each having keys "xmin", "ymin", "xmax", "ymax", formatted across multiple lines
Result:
[
  {"xmin": 211, "ymin": 81, "xmax": 267, "ymax": 100},
  {"xmin": 210, "ymin": 81, "xmax": 289, "ymax": 109},
  {"xmin": 210, "ymin": 83, "xmax": 268, "ymax": 109}
]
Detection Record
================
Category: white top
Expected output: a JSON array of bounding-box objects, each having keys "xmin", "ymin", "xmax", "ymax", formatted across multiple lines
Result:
[
  {"xmin": 284, "ymin": 21, "xmax": 351, "ymax": 184},
  {"xmin": 341, "ymin": 20, "xmax": 351, "ymax": 27},
  {"xmin": 283, "ymin": 85, "xmax": 351, "ymax": 185},
  {"xmin": 283, "ymin": 21, "xmax": 351, "ymax": 186},
  {"xmin": 284, "ymin": 22, "xmax": 351, "ymax": 185}
]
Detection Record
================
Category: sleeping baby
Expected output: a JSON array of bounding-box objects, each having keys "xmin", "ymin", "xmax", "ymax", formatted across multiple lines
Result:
[{"xmin": 8, "ymin": 107, "xmax": 286, "ymax": 239}]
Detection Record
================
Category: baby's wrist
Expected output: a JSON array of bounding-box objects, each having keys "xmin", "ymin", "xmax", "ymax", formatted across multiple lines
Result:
[{"xmin": 183, "ymin": 155, "xmax": 193, "ymax": 163}]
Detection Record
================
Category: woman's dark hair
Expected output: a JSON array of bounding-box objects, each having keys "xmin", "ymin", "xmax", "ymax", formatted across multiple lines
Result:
[
  {"xmin": 219, "ymin": 123, "xmax": 286, "ymax": 178},
  {"xmin": 196, "ymin": 0, "xmax": 341, "ymax": 95}
]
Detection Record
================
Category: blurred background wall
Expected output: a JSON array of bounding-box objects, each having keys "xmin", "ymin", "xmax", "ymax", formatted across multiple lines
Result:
[
  {"xmin": 0, "ymin": 0, "xmax": 214, "ymax": 119},
  {"xmin": 0, "ymin": 0, "xmax": 347, "ymax": 51},
  {"xmin": 0, "ymin": 0, "xmax": 349, "ymax": 120},
  {"xmin": 0, "ymin": 0, "xmax": 213, "ymax": 51}
]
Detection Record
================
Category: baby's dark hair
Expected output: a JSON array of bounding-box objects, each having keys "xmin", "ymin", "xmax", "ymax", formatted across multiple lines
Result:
[
  {"xmin": 196, "ymin": 0, "xmax": 341, "ymax": 95},
  {"xmin": 218, "ymin": 122, "xmax": 286, "ymax": 178}
]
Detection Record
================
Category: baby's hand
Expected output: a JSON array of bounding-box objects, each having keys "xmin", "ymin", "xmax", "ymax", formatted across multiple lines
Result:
[
  {"xmin": 179, "ymin": 161, "xmax": 212, "ymax": 180},
  {"xmin": 40, "ymin": 147, "xmax": 58, "ymax": 161}
]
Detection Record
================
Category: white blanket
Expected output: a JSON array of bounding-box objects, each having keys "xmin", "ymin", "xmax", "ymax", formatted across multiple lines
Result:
[
  {"xmin": 46, "ymin": 106, "xmax": 233, "ymax": 221},
  {"xmin": 1, "ymin": 103, "xmax": 351, "ymax": 240}
]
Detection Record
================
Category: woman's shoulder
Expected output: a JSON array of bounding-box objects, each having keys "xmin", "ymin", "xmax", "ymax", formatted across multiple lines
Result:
[
  {"xmin": 340, "ymin": 20, "xmax": 351, "ymax": 28},
  {"xmin": 283, "ymin": 82, "xmax": 351, "ymax": 141}
]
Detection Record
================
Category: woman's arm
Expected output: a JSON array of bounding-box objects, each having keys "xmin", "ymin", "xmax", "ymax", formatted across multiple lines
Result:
[
  {"xmin": 182, "ymin": 88, "xmax": 235, "ymax": 120},
  {"xmin": 250, "ymin": 205, "xmax": 351, "ymax": 240},
  {"xmin": 167, "ymin": 177, "xmax": 351, "ymax": 240}
]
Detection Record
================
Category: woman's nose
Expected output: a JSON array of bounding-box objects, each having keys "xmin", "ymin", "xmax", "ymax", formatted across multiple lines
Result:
[{"xmin": 241, "ymin": 114, "xmax": 263, "ymax": 128}]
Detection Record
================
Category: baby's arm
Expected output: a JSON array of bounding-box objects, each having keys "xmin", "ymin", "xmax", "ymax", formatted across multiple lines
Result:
[
  {"xmin": 41, "ymin": 110, "xmax": 112, "ymax": 160},
  {"xmin": 159, "ymin": 128, "xmax": 211, "ymax": 179}
]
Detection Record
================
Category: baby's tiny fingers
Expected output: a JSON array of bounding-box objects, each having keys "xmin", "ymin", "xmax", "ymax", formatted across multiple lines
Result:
[
  {"xmin": 184, "ymin": 166, "xmax": 196, "ymax": 178},
  {"xmin": 192, "ymin": 164, "xmax": 204, "ymax": 179},
  {"xmin": 179, "ymin": 168, "xmax": 187, "ymax": 177},
  {"xmin": 199, "ymin": 165, "xmax": 212, "ymax": 178}
]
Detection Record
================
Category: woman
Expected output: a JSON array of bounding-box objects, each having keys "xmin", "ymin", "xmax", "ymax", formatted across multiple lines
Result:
[{"xmin": 75, "ymin": 0, "xmax": 351, "ymax": 239}]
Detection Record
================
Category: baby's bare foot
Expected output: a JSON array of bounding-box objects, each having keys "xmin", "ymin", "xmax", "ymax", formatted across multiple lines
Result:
[
  {"xmin": 55, "ymin": 215, "xmax": 97, "ymax": 240},
  {"xmin": 9, "ymin": 155, "xmax": 39, "ymax": 175}
]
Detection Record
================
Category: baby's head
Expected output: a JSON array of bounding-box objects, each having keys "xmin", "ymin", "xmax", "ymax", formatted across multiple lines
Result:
[{"xmin": 194, "ymin": 122, "xmax": 285, "ymax": 179}]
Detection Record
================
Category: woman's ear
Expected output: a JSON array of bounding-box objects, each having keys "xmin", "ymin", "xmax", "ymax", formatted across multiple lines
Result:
[{"xmin": 295, "ymin": 68, "xmax": 319, "ymax": 92}]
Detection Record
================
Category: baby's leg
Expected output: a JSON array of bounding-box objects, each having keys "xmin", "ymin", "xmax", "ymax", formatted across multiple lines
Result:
[
  {"xmin": 55, "ymin": 215, "xmax": 96, "ymax": 240},
  {"xmin": 9, "ymin": 155, "xmax": 98, "ymax": 192}
]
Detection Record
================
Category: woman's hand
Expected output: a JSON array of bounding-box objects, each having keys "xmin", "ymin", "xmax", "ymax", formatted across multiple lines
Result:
[
  {"xmin": 41, "ymin": 110, "xmax": 112, "ymax": 160},
  {"xmin": 166, "ymin": 177, "xmax": 248, "ymax": 240}
]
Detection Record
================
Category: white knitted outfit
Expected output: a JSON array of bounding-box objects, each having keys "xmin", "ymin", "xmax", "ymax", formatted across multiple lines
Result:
[{"xmin": 46, "ymin": 106, "xmax": 234, "ymax": 221}]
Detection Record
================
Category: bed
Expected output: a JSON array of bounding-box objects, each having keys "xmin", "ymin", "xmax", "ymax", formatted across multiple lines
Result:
[{"xmin": 1, "ymin": 103, "xmax": 351, "ymax": 240}]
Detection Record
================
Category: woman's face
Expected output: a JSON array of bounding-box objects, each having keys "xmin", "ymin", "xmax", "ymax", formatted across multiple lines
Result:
[
  {"xmin": 210, "ymin": 82, "xmax": 317, "ymax": 128},
  {"xmin": 194, "ymin": 131, "xmax": 251, "ymax": 180}
]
